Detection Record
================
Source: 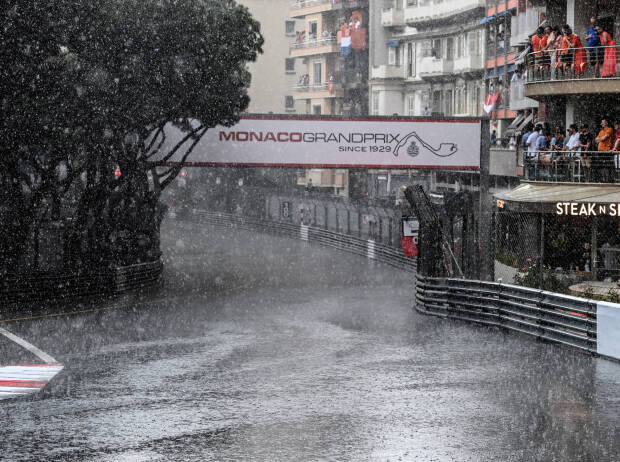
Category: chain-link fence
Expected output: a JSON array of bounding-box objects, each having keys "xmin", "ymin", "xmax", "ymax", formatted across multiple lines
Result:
[{"xmin": 495, "ymin": 210, "xmax": 620, "ymax": 295}]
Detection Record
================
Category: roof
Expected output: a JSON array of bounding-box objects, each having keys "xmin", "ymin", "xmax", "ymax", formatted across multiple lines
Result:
[{"xmin": 494, "ymin": 182, "xmax": 620, "ymax": 213}]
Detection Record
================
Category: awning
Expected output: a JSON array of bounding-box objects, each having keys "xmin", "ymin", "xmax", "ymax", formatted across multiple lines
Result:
[
  {"xmin": 494, "ymin": 182, "xmax": 620, "ymax": 213},
  {"xmin": 386, "ymin": 40, "xmax": 400, "ymax": 47},
  {"xmin": 495, "ymin": 8, "xmax": 516, "ymax": 18},
  {"xmin": 480, "ymin": 16, "xmax": 495, "ymax": 24}
]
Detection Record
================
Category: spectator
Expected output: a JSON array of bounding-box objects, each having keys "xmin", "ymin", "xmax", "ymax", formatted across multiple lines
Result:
[
  {"xmin": 613, "ymin": 121, "xmax": 620, "ymax": 179},
  {"xmin": 565, "ymin": 123, "xmax": 580, "ymax": 151},
  {"xmin": 579, "ymin": 124, "xmax": 594, "ymax": 181},
  {"xmin": 531, "ymin": 27, "xmax": 545, "ymax": 78},
  {"xmin": 491, "ymin": 130, "xmax": 497, "ymax": 145},
  {"xmin": 595, "ymin": 118, "xmax": 613, "ymax": 182},
  {"xmin": 585, "ymin": 17, "xmax": 601, "ymax": 76},
  {"xmin": 560, "ymin": 25, "xmax": 587, "ymax": 75},
  {"xmin": 526, "ymin": 124, "xmax": 542, "ymax": 178},
  {"xmin": 550, "ymin": 128, "xmax": 565, "ymax": 150},
  {"xmin": 595, "ymin": 25, "xmax": 618, "ymax": 78},
  {"xmin": 558, "ymin": 124, "xmax": 580, "ymax": 179}
]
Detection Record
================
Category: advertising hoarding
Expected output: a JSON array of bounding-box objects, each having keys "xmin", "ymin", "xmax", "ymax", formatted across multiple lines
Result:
[{"xmin": 152, "ymin": 115, "xmax": 482, "ymax": 170}]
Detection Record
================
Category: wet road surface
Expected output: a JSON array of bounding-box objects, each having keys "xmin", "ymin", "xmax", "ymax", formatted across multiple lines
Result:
[{"xmin": 1, "ymin": 219, "xmax": 619, "ymax": 461}]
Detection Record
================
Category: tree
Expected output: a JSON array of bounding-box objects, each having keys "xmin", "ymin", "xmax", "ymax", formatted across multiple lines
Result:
[{"xmin": 0, "ymin": 0, "xmax": 263, "ymax": 273}]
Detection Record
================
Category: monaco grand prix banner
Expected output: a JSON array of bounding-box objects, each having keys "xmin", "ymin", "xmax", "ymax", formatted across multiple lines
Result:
[{"xmin": 153, "ymin": 116, "xmax": 482, "ymax": 170}]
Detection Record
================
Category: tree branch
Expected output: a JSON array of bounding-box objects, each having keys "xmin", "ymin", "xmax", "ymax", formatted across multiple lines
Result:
[{"xmin": 159, "ymin": 126, "xmax": 207, "ymax": 191}]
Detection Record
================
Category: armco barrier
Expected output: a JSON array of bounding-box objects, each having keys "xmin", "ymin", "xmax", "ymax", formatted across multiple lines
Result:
[
  {"xmin": 188, "ymin": 209, "xmax": 417, "ymax": 273},
  {"xmin": 0, "ymin": 259, "xmax": 162, "ymax": 304},
  {"xmin": 416, "ymin": 274, "xmax": 620, "ymax": 361}
]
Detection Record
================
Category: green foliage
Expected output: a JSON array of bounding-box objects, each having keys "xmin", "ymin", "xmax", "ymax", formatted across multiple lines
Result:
[
  {"xmin": 0, "ymin": 0, "xmax": 263, "ymax": 273},
  {"xmin": 512, "ymin": 258, "xmax": 571, "ymax": 294},
  {"xmin": 607, "ymin": 288, "xmax": 620, "ymax": 304}
]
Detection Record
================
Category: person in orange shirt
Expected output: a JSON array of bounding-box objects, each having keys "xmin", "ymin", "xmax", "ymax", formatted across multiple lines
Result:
[
  {"xmin": 595, "ymin": 119, "xmax": 613, "ymax": 182},
  {"xmin": 560, "ymin": 25, "xmax": 587, "ymax": 75},
  {"xmin": 530, "ymin": 27, "xmax": 545, "ymax": 79},
  {"xmin": 595, "ymin": 25, "xmax": 618, "ymax": 78}
]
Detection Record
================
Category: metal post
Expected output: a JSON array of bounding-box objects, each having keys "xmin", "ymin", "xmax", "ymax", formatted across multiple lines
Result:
[
  {"xmin": 539, "ymin": 213, "xmax": 545, "ymax": 289},
  {"xmin": 347, "ymin": 209, "xmax": 351, "ymax": 235},
  {"xmin": 478, "ymin": 117, "xmax": 493, "ymax": 281},
  {"xmin": 591, "ymin": 216, "xmax": 598, "ymax": 280}
]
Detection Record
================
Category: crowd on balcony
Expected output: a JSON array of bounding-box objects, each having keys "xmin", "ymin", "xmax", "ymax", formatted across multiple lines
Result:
[
  {"xmin": 527, "ymin": 18, "xmax": 618, "ymax": 80},
  {"xmin": 520, "ymin": 119, "xmax": 620, "ymax": 182}
]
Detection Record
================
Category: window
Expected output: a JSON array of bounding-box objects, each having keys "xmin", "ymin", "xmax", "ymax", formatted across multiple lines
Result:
[
  {"xmin": 446, "ymin": 37, "xmax": 454, "ymax": 60},
  {"xmin": 407, "ymin": 42, "xmax": 415, "ymax": 77},
  {"xmin": 285, "ymin": 96, "xmax": 295, "ymax": 111},
  {"xmin": 468, "ymin": 31, "xmax": 479, "ymax": 56},
  {"xmin": 407, "ymin": 95, "xmax": 415, "ymax": 116},
  {"xmin": 445, "ymin": 89, "xmax": 453, "ymax": 116},
  {"xmin": 407, "ymin": 0, "xmax": 418, "ymax": 6},
  {"xmin": 388, "ymin": 45, "xmax": 400, "ymax": 66},
  {"xmin": 432, "ymin": 39, "xmax": 441, "ymax": 58},
  {"xmin": 462, "ymin": 85, "xmax": 468, "ymax": 114},
  {"xmin": 312, "ymin": 61, "xmax": 322, "ymax": 85},
  {"xmin": 285, "ymin": 58, "xmax": 295, "ymax": 73},
  {"xmin": 313, "ymin": 104, "xmax": 322, "ymax": 115},
  {"xmin": 456, "ymin": 35, "xmax": 464, "ymax": 59},
  {"xmin": 309, "ymin": 21, "xmax": 318, "ymax": 39},
  {"xmin": 372, "ymin": 91, "xmax": 380, "ymax": 116},
  {"xmin": 285, "ymin": 20, "xmax": 295, "ymax": 36}
]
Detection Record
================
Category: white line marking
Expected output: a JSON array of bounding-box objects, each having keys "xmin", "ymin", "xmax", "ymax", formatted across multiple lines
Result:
[{"xmin": 0, "ymin": 326, "xmax": 58, "ymax": 364}]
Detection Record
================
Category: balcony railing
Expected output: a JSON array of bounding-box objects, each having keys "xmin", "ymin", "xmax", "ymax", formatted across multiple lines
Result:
[
  {"xmin": 381, "ymin": 7, "xmax": 405, "ymax": 27},
  {"xmin": 452, "ymin": 54, "xmax": 484, "ymax": 73},
  {"xmin": 523, "ymin": 151, "xmax": 620, "ymax": 183},
  {"xmin": 291, "ymin": 36, "xmax": 337, "ymax": 50},
  {"xmin": 370, "ymin": 64, "xmax": 404, "ymax": 79},
  {"xmin": 290, "ymin": 0, "xmax": 331, "ymax": 9},
  {"xmin": 405, "ymin": 0, "xmax": 485, "ymax": 25},
  {"xmin": 419, "ymin": 56, "xmax": 454, "ymax": 76},
  {"xmin": 525, "ymin": 45, "xmax": 619, "ymax": 82}
]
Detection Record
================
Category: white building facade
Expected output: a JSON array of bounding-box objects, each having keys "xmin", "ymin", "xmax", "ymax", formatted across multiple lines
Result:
[{"xmin": 369, "ymin": 0, "xmax": 487, "ymax": 118}]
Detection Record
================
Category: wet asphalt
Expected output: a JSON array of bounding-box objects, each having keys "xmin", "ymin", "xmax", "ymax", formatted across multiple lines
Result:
[{"xmin": 0, "ymin": 218, "xmax": 619, "ymax": 461}]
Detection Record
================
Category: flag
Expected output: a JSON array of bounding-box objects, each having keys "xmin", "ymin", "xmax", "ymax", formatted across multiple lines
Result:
[
  {"xmin": 341, "ymin": 35, "xmax": 352, "ymax": 56},
  {"xmin": 483, "ymin": 92, "xmax": 501, "ymax": 114}
]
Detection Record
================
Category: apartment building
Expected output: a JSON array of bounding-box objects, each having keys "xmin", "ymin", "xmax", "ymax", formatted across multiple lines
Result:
[
  {"xmin": 370, "ymin": 0, "xmax": 487, "ymax": 117},
  {"xmin": 289, "ymin": 0, "xmax": 369, "ymax": 115},
  {"xmin": 238, "ymin": 0, "xmax": 300, "ymax": 114}
]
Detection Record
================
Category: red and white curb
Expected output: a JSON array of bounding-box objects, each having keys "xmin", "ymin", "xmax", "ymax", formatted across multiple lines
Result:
[{"xmin": 0, "ymin": 326, "xmax": 63, "ymax": 400}]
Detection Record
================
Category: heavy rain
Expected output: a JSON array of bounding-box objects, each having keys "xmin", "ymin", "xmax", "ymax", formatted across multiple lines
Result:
[{"xmin": 1, "ymin": 0, "xmax": 619, "ymax": 460}]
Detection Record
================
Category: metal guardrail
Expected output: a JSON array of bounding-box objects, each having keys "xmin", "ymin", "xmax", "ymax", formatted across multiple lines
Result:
[
  {"xmin": 416, "ymin": 274, "xmax": 598, "ymax": 353},
  {"xmin": 0, "ymin": 259, "xmax": 163, "ymax": 304},
  {"xmin": 188, "ymin": 209, "xmax": 417, "ymax": 273}
]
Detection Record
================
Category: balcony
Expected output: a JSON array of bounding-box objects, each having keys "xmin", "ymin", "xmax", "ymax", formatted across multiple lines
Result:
[
  {"xmin": 381, "ymin": 8, "xmax": 405, "ymax": 28},
  {"xmin": 453, "ymin": 54, "xmax": 484, "ymax": 74},
  {"xmin": 293, "ymin": 82, "xmax": 344, "ymax": 100},
  {"xmin": 405, "ymin": 0, "xmax": 485, "ymax": 26},
  {"xmin": 290, "ymin": 37, "xmax": 339, "ymax": 58},
  {"xmin": 289, "ymin": 0, "xmax": 333, "ymax": 18},
  {"xmin": 523, "ymin": 46, "xmax": 620, "ymax": 99},
  {"xmin": 419, "ymin": 57, "xmax": 454, "ymax": 78},
  {"xmin": 522, "ymin": 151, "xmax": 619, "ymax": 184},
  {"xmin": 370, "ymin": 65, "xmax": 404, "ymax": 80},
  {"xmin": 509, "ymin": 80, "xmax": 537, "ymax": 111},
  {"xmin": 332, "ymin": 0, "xmax": 367, "ymax": 10}
]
